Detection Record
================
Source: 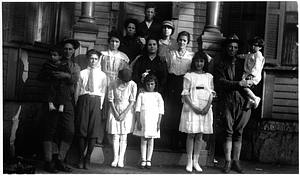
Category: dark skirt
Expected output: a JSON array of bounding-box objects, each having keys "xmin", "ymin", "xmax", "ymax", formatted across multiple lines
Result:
[
  {"xmin": 162, "ymin": 73, "xmax": 184, "ymax": 131},
  {"xmin": 75, "ymin": 94, "xmax": 102, "ymax": 138}
]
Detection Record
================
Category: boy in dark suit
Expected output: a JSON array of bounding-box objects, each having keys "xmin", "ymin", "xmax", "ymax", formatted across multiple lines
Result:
[{"xmin": 138, "ymin": 3, "xmax": 161, "ymax": 45}]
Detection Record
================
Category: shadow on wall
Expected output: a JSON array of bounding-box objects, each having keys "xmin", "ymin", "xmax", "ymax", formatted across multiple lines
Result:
[{"xmin": 3, "ymin": 102, "xmax": 46, "ymax": 164}]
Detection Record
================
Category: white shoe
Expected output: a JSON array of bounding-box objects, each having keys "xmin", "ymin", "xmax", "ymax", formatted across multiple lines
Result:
[
  {"xmin": 49, "ymin": 103, "xmax": 56, "ymax": 111},
  {"xmin": 186, "ymin": 161, "xmax": 193, "ymax": 172},
  {"xmin": 244, "ymin": 99, "xmax": 255, "ymax": 110},
  {"xmin": 186, "ymin": 165, "xmax": 192, "ymax": 172},
  {"xmin": 193, "ymin": 162, "xmax": 203, "ymax": 172},
  {"xmin": 58, "ymin": 105, "xmax": 64, "ymax": 112},
  {"xmin": 186, "ymin": 155, "xmax": 193, "ymax": 172},
  {"xmin": 111, "ymin": 158, "xmax": 118, "ymax": 167},
  {"xmin": 253, "ymin": 96, "xmax": 261, "ymax": 109},
  {"xmin": 193, "ymin": 155, "xmax": 203, "ymax": 172},
  {"xmin": 117, "ymin": 158, "xmax": 124, "ymax": 168}
]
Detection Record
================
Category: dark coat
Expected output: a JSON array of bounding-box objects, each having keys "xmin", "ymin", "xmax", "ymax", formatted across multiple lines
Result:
[
  {"xmin": 132, "ymin": 54, "xmax": 168, "ymax": 94},
  {"xmin": 37, "ymin": 58, "xmax": 80, "ymax": 93},
  {"xmin": 119, "ymin": 35, "xmax": 143, "ymax": 63},
  {"xmin": 214, "ymin": 55, "xmax": 246, "ymax": 110},
  {"xmin": 138, "ymin": 21, "xmax": 161, "ymax": 39}
]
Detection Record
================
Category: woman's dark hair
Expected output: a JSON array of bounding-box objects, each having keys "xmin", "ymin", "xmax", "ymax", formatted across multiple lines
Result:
[
  {"xmin": 248, "ymin": 36, "xmax": 264, "ymax": 47},
  {"xmin": 177, "ymin": 31, "xmax": 190, "ymax": 44},
  {"xmin": 86, "ymin": 49, "xmax": 101, "ymax": 59},
  {"xmin": 108, "ymin": 29, "xmax": 123, "ymax": 42},
  {"xmin": 143, "ymin": 73, "xmax": 159, "ymax": 92},
  {"xmin": 124, "ymin": 18, "xmax": 139, "ymax": 32},
  {"xmin": 144, "ymin": 36, "xmax": 159, "ymax": 55},
  {"xmin": 146, "ymin": 36, "xmax": 159, "ymax": 47},
  {"xmin": 190, "ymin": 51, "xmax": 209, "ymax": 72}
]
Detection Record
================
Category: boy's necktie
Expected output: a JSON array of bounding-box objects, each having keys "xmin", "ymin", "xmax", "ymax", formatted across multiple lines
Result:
[{"xmin": 86, "ymin": 67, "xmax": 94, "ymax": 92}]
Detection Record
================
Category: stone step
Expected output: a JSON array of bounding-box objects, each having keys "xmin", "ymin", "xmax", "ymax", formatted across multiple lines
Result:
[{"xmin": 90, "ymin": 145, "xmax": 208, "ymax": 166}]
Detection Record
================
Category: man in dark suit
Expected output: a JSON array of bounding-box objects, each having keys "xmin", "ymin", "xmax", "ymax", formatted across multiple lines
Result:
[{"xmin": 138, "ymin": 3, "xmax": 161, "ymax": 46}]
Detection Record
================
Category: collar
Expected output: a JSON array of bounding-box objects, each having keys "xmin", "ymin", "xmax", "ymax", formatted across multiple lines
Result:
[{"xmin": 145, "ymin": 21, "xmax": 153, "ymax": 28}]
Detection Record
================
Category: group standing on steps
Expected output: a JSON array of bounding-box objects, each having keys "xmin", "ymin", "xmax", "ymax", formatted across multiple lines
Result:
[{"xmin": 37, "ymin": 2, "xmax": 264, "ymax": 174}]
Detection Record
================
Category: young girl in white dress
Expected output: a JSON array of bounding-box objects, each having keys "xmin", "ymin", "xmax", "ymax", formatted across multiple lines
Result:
[
  {"xmin": 106, "ymin": 68, "xmax": 137, "ymax": 168},
  {"xmin": 179, "ymin": 51, "xmax": 215, "ymax": 173},
  {"xmin": 100, "ymin": 30, "xmax": 130, "ymax": 144},
  {"xmin": 133, "ymin": 74, "xmax": 164, "ymax": 169}
]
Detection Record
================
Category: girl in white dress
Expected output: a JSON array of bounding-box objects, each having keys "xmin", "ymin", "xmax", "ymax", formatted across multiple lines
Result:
[
  {"xmin": 133, "ymin": 74, "xmax": 164, "ymax": 169},
  {"xmin": 179, "ymin": 51, "xmax": 215, "ymax": 173},
  {"xmin": 106, "ymin": 68, "xmax": 137, "ymax": 168},
  {"xmin": 100, "ymin": 30, "xmax": 130, "ymax": 144}
]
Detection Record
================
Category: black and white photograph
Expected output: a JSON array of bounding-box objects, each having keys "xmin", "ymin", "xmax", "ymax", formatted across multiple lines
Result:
[{"xmin": 2, "ymin": 1, "xmax": 298, "ymax": 174}]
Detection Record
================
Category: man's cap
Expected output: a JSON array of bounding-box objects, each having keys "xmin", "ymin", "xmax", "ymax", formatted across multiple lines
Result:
[{"xmin": 221, "ymin": 34, "xmax": 244, "ymax": 47}]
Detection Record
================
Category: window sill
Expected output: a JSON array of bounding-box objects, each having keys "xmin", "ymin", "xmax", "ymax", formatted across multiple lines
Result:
[
  {"xmin": 3, "ymin": 42, "xmax": 49, "ymax": 52},
  {"xmin": 264, "ymin": 66, "xmax": 298, "ymax": 71}
]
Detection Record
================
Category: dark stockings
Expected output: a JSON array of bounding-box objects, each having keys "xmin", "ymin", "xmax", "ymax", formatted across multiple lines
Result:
[{"xmin": 78, "ymin": 137, "xmax": 96, "ymax": 157}]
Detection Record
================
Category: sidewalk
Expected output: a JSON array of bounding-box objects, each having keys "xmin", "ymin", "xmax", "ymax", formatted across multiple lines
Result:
[{"xmin": 33, "ymin": 157, "xmax": 299, "ymax": 174}]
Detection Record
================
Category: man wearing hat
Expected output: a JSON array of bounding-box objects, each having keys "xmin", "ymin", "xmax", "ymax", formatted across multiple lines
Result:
[
  {"xmin": 40, "ymin": 38, "xmax": 81, "ymax": 173},
  {"xmin": 214, "ymin": 34, "xmax": 253, "ymax": 174},
  {"xmin": 137, "ymin": 3, "xmax": 161, "ymax": 43}
]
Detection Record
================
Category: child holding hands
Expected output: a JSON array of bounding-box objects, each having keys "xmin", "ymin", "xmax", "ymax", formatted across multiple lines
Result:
[
  {"xmin": 133, "ymin": 74, "xmax": 164, "ymax": 169},
  {"xmin": 179, "ymin": 51, "xmax": 215, "ymax": 172},
  {"xmin": 106, "ymin": 68, "xmax": 137, "ymax": 168}
]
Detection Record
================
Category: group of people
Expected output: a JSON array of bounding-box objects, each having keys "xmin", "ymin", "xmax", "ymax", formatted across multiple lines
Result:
[{"xmin": 37, "ymin": 2, "xmax": 265, "ymax": 174}]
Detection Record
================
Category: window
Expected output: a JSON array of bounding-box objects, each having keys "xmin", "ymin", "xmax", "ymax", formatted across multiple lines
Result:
[
  {"xmin": 3, "ymin": 2, "xmax": 75, "ymax": 47},
  {"xmin": 281, "ymin": 3, "xmax": 298, "ymax": 66},
  {"xmin": 35, "ymin": 3, "xmax": 56, "ymax": 44},
  {"xmin": 3, "ymin": 2, "xmax": 75, "ymax": 102},
  {"xmin": 224, "ymin": 1, "xmax": 298, "ymax": 67},
  {"xmin": 264, "ymin": 1, "xmax": 298, "ymax": 66}
]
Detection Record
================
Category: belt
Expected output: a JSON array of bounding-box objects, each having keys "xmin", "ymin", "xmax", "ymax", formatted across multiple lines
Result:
[
  {"xmin": 196, "ymin": 87, "xmax": 204, "ymax": 89},
  {"xmin": 84, "ymin": 94, "xmax": 100, "ymax": 98}
]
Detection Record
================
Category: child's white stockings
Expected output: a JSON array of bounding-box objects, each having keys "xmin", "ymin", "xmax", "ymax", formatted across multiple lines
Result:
[
  {"xmin": 140, "ymin": 137, "xmax": 154, "ymax": 162},
  {"xmin": 146, "ymin": 138, "xmax": 154, "ymax": 161},
  {"xmin": 118, "ymin": 134, "xmax": 127, "ymax": 167},
  {"xmin": 111, "ymin": 134, "xmax": 120, "ymax": 167},
  {"xmin": 140, "ymin": 138, "xmax": 147, "ymax": 162}
]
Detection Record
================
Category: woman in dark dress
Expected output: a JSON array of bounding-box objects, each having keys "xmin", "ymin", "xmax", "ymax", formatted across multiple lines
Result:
[
  {"xmin": 119, "ymin": 18, "xmax": 144, "ymax": 64},
  {"xmin": 163, "ymin": 31, "xmax": 195, "ymax": 151},
  {"xmin": 132, "ymin": 36, "xmax": 168, "ymax": 95}
]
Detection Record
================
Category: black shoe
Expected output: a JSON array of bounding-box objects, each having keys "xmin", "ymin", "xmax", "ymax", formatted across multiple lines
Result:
[
  {"xmin": 139, "ymin": 161, "xmax": 146, "ymax": 169},
  {"xmin": 145, "ymin": 161, "xmax": 151, "ymax": 169},
  {"xmin": 56, "ymin": 160, "xmax": 72, "ymax": 172},
  {"xmin": 232, "ymin": 160, "xmax": 245, "ymax": 173},
  {"xmin": 44, "ymin": 161, "xmax": 58, "ymax": 173},
  {"xmin": 76, "ymin": 157, "xmax": 84, "ymax": 169},
  {"xmin": 83, "ymin": 155, "xmax": 91, "ymax": 170},
  {"xmin": 222, "ymin": 160, "xmax": 231, "ymax": 173}
]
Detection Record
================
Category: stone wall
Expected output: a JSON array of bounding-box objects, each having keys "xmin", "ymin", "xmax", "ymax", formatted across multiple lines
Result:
[
  {"xmin": 243, "ymin": 120, "xmax": 298, "ymax": 165},
  {"xmin": 214, "ymin": 114, "xmax": 299, "ymax": 166}
]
